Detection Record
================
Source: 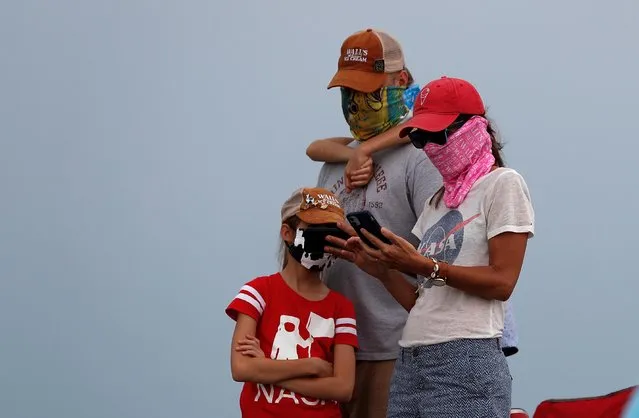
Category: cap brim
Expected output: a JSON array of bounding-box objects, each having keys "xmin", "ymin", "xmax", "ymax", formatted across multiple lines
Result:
[
  {"xmin": 298, "ymin": 210, "xmax": 344, "ymax": 225},
  {"xmin": 327, "ymin": 69, "xmax": 386, "ymax": 93},
  {"xmin": 398, "ymin": 113, "xmax": 459, "ymax": 137}
]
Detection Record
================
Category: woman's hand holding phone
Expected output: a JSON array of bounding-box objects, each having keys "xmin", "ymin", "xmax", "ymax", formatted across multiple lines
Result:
[
  {"xmin": 326, "ymin": 209, "xmax": 425, "ymax": 277},
  {"xmin": 356, "ymin": 227, "xmax": 425, "ymax": 276},
  {"xmin": 345, "ymin": 211, "xmax": 392, "ymax": 249},
  {"xmin": 324, "ymin": 221, "xmax": 392, "ymax": 280}
]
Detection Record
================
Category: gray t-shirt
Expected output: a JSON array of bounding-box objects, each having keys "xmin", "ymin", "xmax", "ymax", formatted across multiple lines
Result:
[{"xmin": 317, "ymin": 143, "xmax": 442, "ymax": 360}]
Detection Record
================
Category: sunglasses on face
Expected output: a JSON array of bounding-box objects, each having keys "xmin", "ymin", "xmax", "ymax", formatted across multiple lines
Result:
[{"xmin": 407, "ymin": 120, "xmax": 467, "ymax": 149}]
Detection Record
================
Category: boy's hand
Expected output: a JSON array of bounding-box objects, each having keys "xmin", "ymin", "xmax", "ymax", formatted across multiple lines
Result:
[
  {"xmin": 306, "ymin": 357, "xmax": 334, "ymax": 377},
  {"xmin": 236, "ymin": 335, "xmax": 266, "ymax": 358},
  {"xmin": 345, "ymin": 148, "xmax": 374, "ymax": 192}
]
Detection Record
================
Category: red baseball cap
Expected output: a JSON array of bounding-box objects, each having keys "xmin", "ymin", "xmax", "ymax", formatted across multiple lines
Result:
[{"xmin": 399, "ymin": 76, "xmax": 485, "ymax": 136}]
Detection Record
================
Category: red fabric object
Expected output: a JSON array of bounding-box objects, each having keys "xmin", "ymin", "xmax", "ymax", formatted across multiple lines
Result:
[
  {"xmin": 226, "ymin": 273, "xmax": 359, "ymax": 418},
  {"xmin": 511, "ymin": 408, "xmax": 530, "ymax": 417},
  {"xmin": 533, "ymin": 386, "xmax": 637, "ymax": 418}
]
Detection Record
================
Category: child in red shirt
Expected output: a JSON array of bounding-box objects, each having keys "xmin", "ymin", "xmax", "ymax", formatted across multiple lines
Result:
[{"xmin": 226, "ymin": 187, "xmax": 358, "ymax": 418}]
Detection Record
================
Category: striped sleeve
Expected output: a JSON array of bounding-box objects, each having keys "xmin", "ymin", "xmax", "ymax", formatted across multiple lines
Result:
[
  {"xmin": 334, "ymin": 297, "xmax": 358, "ymax": 349},
  {"xmin": 225, "ymin": 278, "xmax": 268, "ymax": 322}
]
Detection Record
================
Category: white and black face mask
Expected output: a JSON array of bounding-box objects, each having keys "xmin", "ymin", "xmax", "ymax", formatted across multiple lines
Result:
[{"xmin": 287, "ymin": 229, "xmax": 334, "ymax": 271}]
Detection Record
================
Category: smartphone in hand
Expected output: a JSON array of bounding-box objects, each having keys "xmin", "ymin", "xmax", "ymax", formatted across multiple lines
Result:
[
  {"xmin": 346, "ymin": 210, "xmax": 391, "ymax": 249},
  {"xmin": 302, "ymin": 226, "xmax": 351, "ymax": 253}
]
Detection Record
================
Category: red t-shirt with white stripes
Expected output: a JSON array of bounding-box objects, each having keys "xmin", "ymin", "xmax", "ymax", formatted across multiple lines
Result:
[{"xmin": 226, "ymin": 272, "xmax": 358, "ymax": 418}]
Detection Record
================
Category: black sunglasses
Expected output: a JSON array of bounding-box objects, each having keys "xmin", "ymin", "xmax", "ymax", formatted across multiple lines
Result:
[{"xmin": 407, "ymin": 120, "xmax": 467, "ymax": 149}]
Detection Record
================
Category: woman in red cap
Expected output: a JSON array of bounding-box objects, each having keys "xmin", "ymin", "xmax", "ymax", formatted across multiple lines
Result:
[{"xmin": 327, "ymin": 77, "xmax": 535, "ymax": 417}]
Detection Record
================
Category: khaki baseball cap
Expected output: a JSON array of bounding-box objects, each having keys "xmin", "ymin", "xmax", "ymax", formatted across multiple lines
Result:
[
  {"xmin": 281, "ymin": 188, "xmax": 345, "ymax": 225},
  {"xmin": 327, "ymin": 28, "xmax": 406, "ymax": 93}
]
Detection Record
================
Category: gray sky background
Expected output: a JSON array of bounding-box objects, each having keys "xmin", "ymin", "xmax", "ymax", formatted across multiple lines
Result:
[{"xmin": 1, "ymin": 0, "xmax": 638, "ymax": 417}]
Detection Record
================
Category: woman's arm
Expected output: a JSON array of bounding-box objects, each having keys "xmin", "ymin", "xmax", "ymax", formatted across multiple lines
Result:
[
  {"xmin": 276, "ymin": 344, "xmax": 356, "ymax": 403},
  {"xmin": 376, "ymin": 270, "xmax": 418, "ymax": 312},
  {"xmin": 361, "ymin": 228, "xmax": 529, "ymax": 302},
  {"xmin": 415, "ymin": 232, "xmax": 529, "ymax": 301},
  {"xmin": 330, "ymin": 171, "xmax": 533, "ymax": 303},
  {"xmin": 230, "ymin": 314, "xmax": 327, "ymax": 384}
]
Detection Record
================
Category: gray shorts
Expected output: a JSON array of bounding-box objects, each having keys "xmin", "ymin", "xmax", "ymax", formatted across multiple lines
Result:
[{"xmin": 387, "ymin": 338, "xmax": 512, "ymax": 418}]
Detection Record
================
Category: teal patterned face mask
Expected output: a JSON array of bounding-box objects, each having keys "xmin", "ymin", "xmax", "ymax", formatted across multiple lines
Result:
[
  {"xmin": 340, "ymin": 86, "xmax": 409, "ymax": 141},
  {"xmin": 403, "ymin": 84, "xmax": 420, "ymax": 111}
]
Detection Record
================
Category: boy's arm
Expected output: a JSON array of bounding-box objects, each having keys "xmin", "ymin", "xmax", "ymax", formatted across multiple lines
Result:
[
  {"xmin": 275, "ymin": 344, "xmax": 356, "ymax": 403},
  {"xmin": 355, "ymin": 122, "xmax": 411, "ymax": 159},
  {"xmin": 345, "ymin": 123, "xmax": 410, "ymax": 190},
  {"xmin": 230, "ymin": 314, "xmax": 323, "ymax": 384},
  {"xmin": 306, "ymin": 137, "xmax": 355, "ymax": 163},
  {"xmin": 306, "ymin": 123, "xmax": 411, "ymax": 164}
]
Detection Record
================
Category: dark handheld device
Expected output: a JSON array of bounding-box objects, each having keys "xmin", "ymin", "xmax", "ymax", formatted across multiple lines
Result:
[
  {"xmin": 346, "ymin": 210, "xmax": 391, "ymax": 249},
  {"xmin": 302, "ymin": 226, "xmax": 351, "ymax": 253}
]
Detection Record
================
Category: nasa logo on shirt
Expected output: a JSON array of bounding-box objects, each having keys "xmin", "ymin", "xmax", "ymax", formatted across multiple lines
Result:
[{"xmin": 418, "ymin": 210, "xmax": 465, "ymax": 263}]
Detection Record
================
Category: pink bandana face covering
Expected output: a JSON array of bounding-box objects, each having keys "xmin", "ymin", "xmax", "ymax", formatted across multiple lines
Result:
[{"xmin": 424, "ymin": 116, "xmax": 495, "ymax": 208}]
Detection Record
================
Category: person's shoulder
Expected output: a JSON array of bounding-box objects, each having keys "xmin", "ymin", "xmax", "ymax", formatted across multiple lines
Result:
[
  {"xmin": 318, "ymin": 159, "xmax": 347, "ymax": 178},
  {"xmin": 480, "ymin": 167, "xmax": 533, "ymax": 209},
  {"xmin": 494, "ymin": 167, "xmax": 525, "ymax": 180},
  {"xmin": 391, "ymin": 141, "xmax": 423, "ymax": 157},
  {"xmin": 245, "ymin": 272, "xmax": 279, "ymax": 289},
  {"xmin": 239, "ymin": 273, "xmax": 281, "ymax": 301},
  {"xmin": 400, "ymin": 144, "xmax": 439, "ymax": 180},
  {"xmin": 328, "ymin": 288, "xmax": 352, "ymax": 302},
  {"xmin": 379, "ymin": 141, "xmax": 428, "ymax": 167},
  {"xmin": 477, "ymin": 167, "xmax": 523, "ymax": 188},
  {"xmin": 226, "ymin": 273, "xmax": 279, "ymax": 321},
  {"xmin": 327, "ymin": 288, "xmax": 355, "ymax": 309},
  {"xmin": 481, "ymin": 167, "xmax": 527, "ymax": 188}
]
